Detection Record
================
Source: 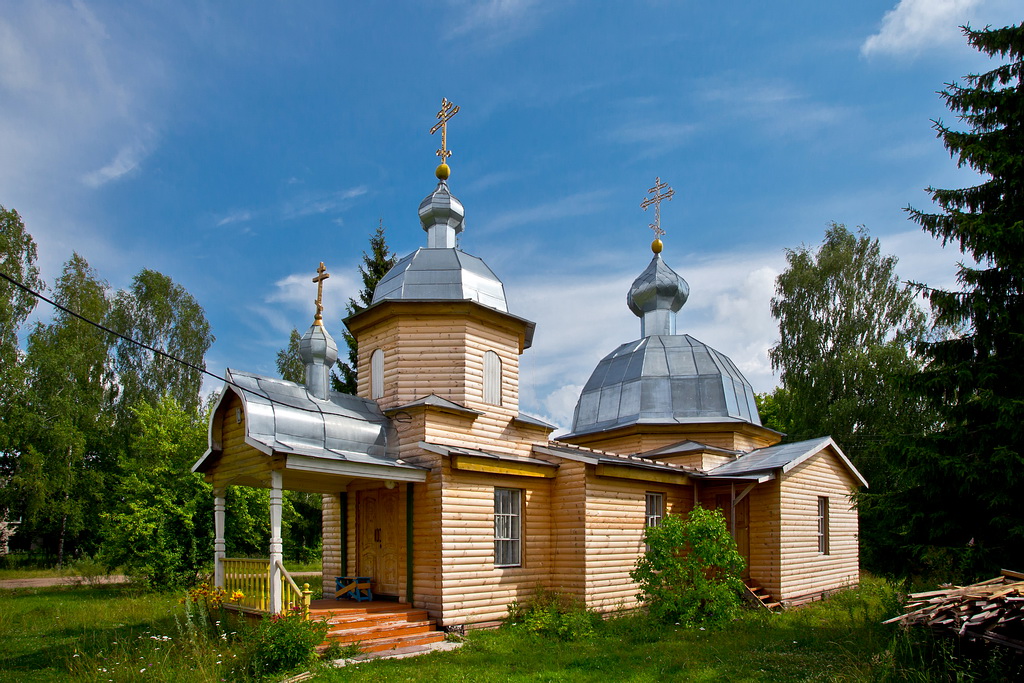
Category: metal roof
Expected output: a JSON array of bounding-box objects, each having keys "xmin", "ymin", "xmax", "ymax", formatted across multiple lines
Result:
[
  {"xmin": 707, "ymin": 436, "xmax": 868, "ymax": 487},
  {"xmin": 534, "ymin": 442, "xmax": 701, "ymax": 476},
  {"xmin": 567, "ymin": 334, "xmax": 762, "ymax": 436},
  {"xmin": 202, "ymin": 369, "xmax": 403, "ymax": 465},
  {"xmin": 371, "ymin": 247, "xmax": 508, "ymax": 313}
]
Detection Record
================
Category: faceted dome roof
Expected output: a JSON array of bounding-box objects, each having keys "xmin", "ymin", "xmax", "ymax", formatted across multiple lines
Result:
[
  {"xmin": 371, "ymin": 247, "xmax": 508, "ymax": 312},
  {"xmin": 568, "ymin": 334, "xmax": 762, "ymax": 437},
  {"xmin": 628, "ymin": 254, "xmax": 688, "ymax": 317}
]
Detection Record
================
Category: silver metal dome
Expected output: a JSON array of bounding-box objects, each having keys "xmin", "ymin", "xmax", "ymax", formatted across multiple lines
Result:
[
  {"xmin": 568, "ymin": 334, "xmax": 762, "ymax": 436},
  {"xmin": 628, "ymin": 254, "xmax": 689, "ymax": 337},
  {"xmin": 371, "ymin": 175, "xmax": 508, "ymax": 312},
  {"xmin": 371, "ymin": 248, "xmax": 508, "ymax": 312},
  {"xmin": 298, "ymin": 321, "xmax": 338, "ymax": 400}
]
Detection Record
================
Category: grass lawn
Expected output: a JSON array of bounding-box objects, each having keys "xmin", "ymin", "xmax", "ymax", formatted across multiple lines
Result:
[{"xmin": 1, "ymin": 577, "xmax": 1016, "ymax": 682}]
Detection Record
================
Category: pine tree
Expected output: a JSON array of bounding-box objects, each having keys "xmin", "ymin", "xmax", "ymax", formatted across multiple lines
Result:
[
  {"xmin": 334, "ymin": 221, "xmax": 397, "ymax": 394},
  {"xmin": 901, "ymin": 23, "xmax": 1024, "ymax": 578}
]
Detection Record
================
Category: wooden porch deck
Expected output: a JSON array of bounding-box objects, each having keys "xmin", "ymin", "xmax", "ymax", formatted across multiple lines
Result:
[{"xmin": 309, "ymin": 598, "xmax": 445, "ymax": 654}]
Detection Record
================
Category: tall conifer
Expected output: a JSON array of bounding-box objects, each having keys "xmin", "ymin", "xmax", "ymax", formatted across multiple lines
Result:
[{"xmin": 903, "ymin": 23, "xmax": 1024, "ymax": 577}]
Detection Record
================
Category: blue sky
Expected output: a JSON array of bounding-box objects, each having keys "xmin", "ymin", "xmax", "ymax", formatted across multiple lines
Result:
[{"xmin": 1, "ymin": 0, "xmax": 1018, "ymax": 432}]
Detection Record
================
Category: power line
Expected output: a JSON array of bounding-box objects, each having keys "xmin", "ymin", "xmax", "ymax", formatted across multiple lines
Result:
[{"xmin": 0, "ymin": 269, "xmax": 336, "ymax": 417}]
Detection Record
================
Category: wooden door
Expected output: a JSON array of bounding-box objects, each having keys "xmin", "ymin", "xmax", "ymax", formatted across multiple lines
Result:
[
  {"xmin": 715, "ymin": 494, "xmax": 751, "ymax": 579},
  {"xmin": 357, "ymin": 488, "xmax": 402, "ymax": 596}
]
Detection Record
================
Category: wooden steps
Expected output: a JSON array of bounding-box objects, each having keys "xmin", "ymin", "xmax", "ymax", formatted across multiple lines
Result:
[
  {"xmin": 744, "ymin": 580, "xmax": 782, "ymax": 612},
  {"xmin": 309, "ymin": 599, "xmax": 446, "ymax": 654}
]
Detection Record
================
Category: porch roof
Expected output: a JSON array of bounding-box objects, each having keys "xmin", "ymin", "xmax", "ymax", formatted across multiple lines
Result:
[
  {"xmin": 193, "ymin": 369, "xmax": 428, "ymax": 487},
  {"xmin": 705, "ymin": 436, "xmax": 868, "ymax": 487}
]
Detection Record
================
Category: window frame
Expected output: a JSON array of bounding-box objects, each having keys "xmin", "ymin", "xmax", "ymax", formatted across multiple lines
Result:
[
  {"xmin": 494, "ymin": 487, "xmax": 522, "ymax": 568},
  {"xmin": 483, "ymin": 350, "xmax": 502, "ymax": 406},
  {"xmin": 645, "ymin": 492, "xmax": 664, "ymax": 529},
  {"xmin": 817, "ymin": 496, "xmax": 830, "ymax": 555},
  {"xmin": 370, "ymin": 348, "xmax": 384, "ymax": 399}
]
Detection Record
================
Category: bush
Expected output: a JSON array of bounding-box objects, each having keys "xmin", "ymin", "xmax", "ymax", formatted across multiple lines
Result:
[
  {"xmin": 506, "ymin": 589, "xmax": 600, "ymax": 640},
  {"xmin": 238, "ymin": 612, "xmax": 329, "ymax": 680},
  {"xmin": 631, "ymin": 507, "xmax": 746, "ymax": 626}
]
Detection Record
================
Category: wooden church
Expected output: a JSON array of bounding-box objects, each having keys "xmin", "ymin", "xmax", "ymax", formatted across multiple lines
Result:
[{"xmin": 193, "ymin": 103, "xmax": 866, "ymax": 630}]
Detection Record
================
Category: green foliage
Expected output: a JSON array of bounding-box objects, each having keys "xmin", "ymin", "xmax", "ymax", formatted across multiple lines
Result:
[
  {"xmin": 275, "ymin": 328, "xmax": 304, "ymax": 384},
  {"xmin": 753, "ymin": 389, "xmax": 791, "ymax": 434},
  {"xmin": 895, "ymin": 23, "xmax": 1024, "ymax": 579},
  {"xmin": 767, "ymin": 223, "xmax": 938, "ymax": 576},
  {"xmin": 99, "ymin": 395, "xmax": 212, "ymax": 589},
  {"xmin": 631, "ymin": 507, "xmax": 746, "ymax": 626},
  {"xmin": 6, "ymin": 254, "xmax": 114, "ymax": 566},
  {"xmin": 506, "ymin": 589, "xmax": 600, "ymax": 640},
  {"xmin": 0, "ymin": 205, "xmax": 41, "ymax": 377},
  {"xmin": 108, "ymin": 268, "xmax": 214, "ymax": 421},
  {"xmin": 768, "ymin": 223, "xmax": 928, "ymax": 457},
  {"xmin": 335, "ymin": 221, "xmax": 397, "ymax": 394},
  {"xmin": 239, "ymin": 612, "xmax": 329, "ymax": 680}
]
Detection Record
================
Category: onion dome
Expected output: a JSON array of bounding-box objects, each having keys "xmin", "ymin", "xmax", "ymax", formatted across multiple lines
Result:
[
  {"xmin": 371, "ymin": 156, "xmax": 508, "ymax": 313},
  {"xmin": 299, "ymin": 321, "xmax": 338, "ymax": 400},
  {"xmin": 627, "ymin": 252, "xmax": 689, "ymax": 337},
  {"xmin": 566, "ymin": 241, "xmax": 761, "ymax": 438},
  {"xmin": 419, "ymin": 178, "xmax": 465, "ymax": 249}
]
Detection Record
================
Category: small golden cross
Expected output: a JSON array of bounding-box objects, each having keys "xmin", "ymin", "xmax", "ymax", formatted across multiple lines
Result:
[
  {"xmin": 641, "ymin": 177, "xmax": 674, "ymax": 239},
  {"xmin": 430, "ymin": 98, "xmax": 460, "ymax": 162},
  {"xmin": 312, "ymin": 262, "xmax": 330, "ymax": 324}
]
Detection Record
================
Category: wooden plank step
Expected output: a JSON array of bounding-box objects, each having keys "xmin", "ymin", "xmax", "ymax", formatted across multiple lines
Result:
[
  {"xmin": 326, "ymin": 621, "xmax": 436, "ymax": 644},
  {"xmin": 350, "ymin": 632, "xmax": 446, "ymax": 654},
  {"xmin": 316, "ymin": 609, "xmax": 431, "ymax": 627}
]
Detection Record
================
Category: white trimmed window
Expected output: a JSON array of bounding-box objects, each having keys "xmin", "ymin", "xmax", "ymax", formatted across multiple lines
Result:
[
  {"xmin": 645, "ymin": 492, "xmax": 664, "ymax": 528},
  {"xmin": 817, "ymin": 496, "xmax": 830, "ymax": 555},
  {"xmin": 483, "ymin": 350, "xmax": 502, "ymax": 405},
  {"xmin": 494, "ymin": 488, "xmax": 521, "ymax": 567},
  {"xmin": 370, "ymin": 349, "xmax": 384, "ymax": 399}
]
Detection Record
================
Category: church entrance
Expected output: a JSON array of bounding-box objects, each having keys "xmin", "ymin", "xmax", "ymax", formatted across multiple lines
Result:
[
  {"xmin": 716, "ymin": 493, "xmax": 751, "ymax": 579},
  {"xmin": 356, "ymin": 487, "xmax": 403, "ymax": 596}
]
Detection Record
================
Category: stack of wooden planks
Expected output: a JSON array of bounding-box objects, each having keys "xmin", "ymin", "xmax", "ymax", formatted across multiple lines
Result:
[{"xmin": 884, "ymin": 569, "xmax": 1024, "ymax": 652}]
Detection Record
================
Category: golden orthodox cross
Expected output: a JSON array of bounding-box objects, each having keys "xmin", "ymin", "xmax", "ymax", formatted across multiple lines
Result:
[
  {"xmin": 312, "ymin": 261, "xmax": 330, "ymax": 324},
  {"xmin": 430, "ymin": 98, "xmax": 460, "ymax": 162},
  {"xmin": 641, "ymin": 177, "xmax": 674, "ymax": 239}
]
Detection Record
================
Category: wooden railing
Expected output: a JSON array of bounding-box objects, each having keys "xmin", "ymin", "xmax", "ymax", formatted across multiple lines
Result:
[
  {"xmin": 220, "ymin": 557, "xmax": 312, "ymax": 617},
  {"xmin": 276, "ymin": 559, "xmax": 313, "ymax": 619},
  {"xmin": 222, "ymin": 558, "xmax": 270, "ymax": 612}
]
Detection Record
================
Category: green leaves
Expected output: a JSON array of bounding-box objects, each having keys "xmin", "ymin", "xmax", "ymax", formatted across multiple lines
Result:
[
  {"xmin": 899, "ymin": 22, "xmax": 1024, "ymax": 579},
  {"xmin": 631, "ymin": 508, "xmax": 746, "ymax": 626}
]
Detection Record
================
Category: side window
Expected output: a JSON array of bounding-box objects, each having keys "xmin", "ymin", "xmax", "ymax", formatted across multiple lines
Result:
[
  {"xmin": 817, "ymin": 496, "xmax": 830, "ymax": 555},
  {"xmin": 494, "ymin": 488, "xmax": 521, "ymax": 567},
  {"xmin": 371, "ymin": 349, "xmax": 384, "ymax": 399},
  {"xmin": 645, "ymin": 492, "xmax": 664, "ymax": 528},
  {"xmin": 483, "ymin": 350, "xmax": 502, "ymax": 405}
]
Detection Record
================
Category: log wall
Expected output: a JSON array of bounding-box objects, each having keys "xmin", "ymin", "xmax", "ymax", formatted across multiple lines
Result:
[
  {"xmin": 700, "ymin": 482, "xmax": 782, "ymax": 599},
  {"xmin": 582, "ymin": 472, "xmax": 692, "ymax": 611},
  {"xmin": 322, "ymin": 493, "xmax": 342, "ymax": 597},
  {"xmin": 436, "ymin": 467, "xmax": 555, "ymax": 625},
  {"xmin": 776, "ymin": 450, "xmax": 860, "ymax": 605}
]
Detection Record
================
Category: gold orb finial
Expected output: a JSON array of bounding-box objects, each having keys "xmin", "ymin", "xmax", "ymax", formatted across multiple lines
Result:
[
  {"xmin": 652, "ymin": 238, "xmax": 663, "ymax": 254},
  {"xmin": 436, "ymin": 163, "xmax": 450, "ymax": 180}
]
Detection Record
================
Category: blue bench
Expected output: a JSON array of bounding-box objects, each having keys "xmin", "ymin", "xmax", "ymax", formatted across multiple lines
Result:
[{"xmin": 335, "ymin": 576, "xmax": 373, "ymax": 602}]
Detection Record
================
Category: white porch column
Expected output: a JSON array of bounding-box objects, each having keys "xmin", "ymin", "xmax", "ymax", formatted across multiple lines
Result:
[
  {"xmin": 213, "ymin": 488, "xmax": 226, "ymax": 588},
  {"xmin": 269, "ymin": 470, "xmax": 283, "ymax": 614}
]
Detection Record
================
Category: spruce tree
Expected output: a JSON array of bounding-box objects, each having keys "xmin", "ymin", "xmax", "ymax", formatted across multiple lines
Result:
[
  {"xmin": 902, "ymin": 23, "xmax": 1024, "ymax": 577},
  {"xmin": 334, "ymin": 221, "xmax": 397, "ymax": 394}
]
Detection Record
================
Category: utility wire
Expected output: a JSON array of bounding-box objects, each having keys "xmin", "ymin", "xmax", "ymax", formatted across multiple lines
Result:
[{"xmin": 0, "ymin": 269, "xmax": 342, "ymax": 417}]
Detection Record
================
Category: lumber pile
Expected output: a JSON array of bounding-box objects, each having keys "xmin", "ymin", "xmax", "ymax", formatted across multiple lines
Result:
[{"xmin": 884, "ymin": 569, "xmax": 1024, "ymax": 652}]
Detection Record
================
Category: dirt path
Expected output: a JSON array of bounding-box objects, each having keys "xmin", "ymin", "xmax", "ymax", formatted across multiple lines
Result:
[{"xmin": 0, "ymin": 575, "xmax": 129, "ymax": 589}]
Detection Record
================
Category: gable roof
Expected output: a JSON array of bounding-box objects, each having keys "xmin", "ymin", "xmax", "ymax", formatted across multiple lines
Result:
[{"xmin": 706, "ymin": 436, "xmax": 868, "ymax": 487}]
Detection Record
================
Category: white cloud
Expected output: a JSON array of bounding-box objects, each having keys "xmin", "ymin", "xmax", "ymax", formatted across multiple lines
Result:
[
  {"xmin": 253, "ymin": 266, "xmax": 360, "ymax": 339},
  {"xmin": 862, "ymin": 0, "xmax": 981, "ymax": 57},
  {"xmin": 216, "ymin": 210, "xmax": 254, "ymax": 227},
  {"xmin": 445, "ymin": 0, "xmax": 543, "ymax": 41},
  {"xmin": 699, "ymin": 79, "xmax": 849, "ymax": 137},
  {"xmin": 476, "ymin": 190, "xmax": 609, "ymax": 235},
  {"xmin": 81, "ymin": 139, "xmax": 148, "ymax": 187},
  {"xmin": 281, "ymin": 186, "xmax": 369, "ymax": 220}
]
